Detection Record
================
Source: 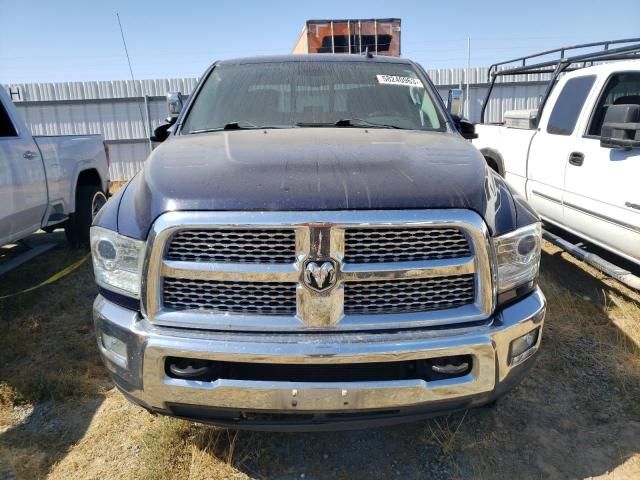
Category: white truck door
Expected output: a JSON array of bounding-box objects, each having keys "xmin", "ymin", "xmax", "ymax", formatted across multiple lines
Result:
[
  {"xmin": 526, "ymin": 74, "xmax": 598, "ymax": 225},
  {"xmin": 0, "ymin": 94, "xmax": 47, "ymax": 244},
  {"xmin": 0, "ymin": 124, "xmax": 13, "ymax": 244},
  {"xmin": 564, "ymin": 71, "xmax": 640, "ymax": 264}
]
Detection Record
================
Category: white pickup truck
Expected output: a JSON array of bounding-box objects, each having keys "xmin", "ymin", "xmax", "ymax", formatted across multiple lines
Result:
[
  {"xmin": 473, "ymin": 41, "xmax": 640, "ymax": 266},
  {"xmin": 0, "ymin": 85, "xmax": 110, "ymax": 247}
]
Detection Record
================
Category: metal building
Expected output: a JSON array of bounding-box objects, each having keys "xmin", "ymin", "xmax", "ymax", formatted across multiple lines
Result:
[{"xmin": 292, "ymin": 19, "xmax": 402, "ymax": 56}]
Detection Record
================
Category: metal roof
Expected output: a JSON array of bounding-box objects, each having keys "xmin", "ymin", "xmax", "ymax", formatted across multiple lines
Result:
[{"xmin": 306, "ymin": 18, "xmax": 401, "ymax": 23}]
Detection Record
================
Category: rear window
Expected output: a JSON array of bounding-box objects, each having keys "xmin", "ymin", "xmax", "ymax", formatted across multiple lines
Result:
[{"xmin": 547, "ymin": 75, "xmax": 595, "ymax": 136}]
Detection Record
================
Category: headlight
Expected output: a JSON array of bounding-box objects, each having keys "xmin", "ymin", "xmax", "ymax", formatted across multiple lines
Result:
[
  {"xmin": 90, "ymin": 226, "xmax": 146, "ymax": 298},
  {"xmin": 493, "ymin": 222, "xmax": 541, "ymax": 294}
]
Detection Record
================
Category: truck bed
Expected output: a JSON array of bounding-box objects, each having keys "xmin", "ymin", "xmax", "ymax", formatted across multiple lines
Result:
[
  {"xmin": 34, "ymin": 134, "xmax": 109, "ymax": 222},
  {"xmin": 473, "ymin": 123, "xmax": 537, "ymax": 198}
]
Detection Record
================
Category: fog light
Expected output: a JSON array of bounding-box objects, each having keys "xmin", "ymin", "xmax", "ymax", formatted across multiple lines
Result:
[
  {"xmin": 509, "ymin": 328, "xmax": 539, "ymax": 366},
  {"xmin": 101, "ymin": 332, "xmax": 128, "ymax": 368}
]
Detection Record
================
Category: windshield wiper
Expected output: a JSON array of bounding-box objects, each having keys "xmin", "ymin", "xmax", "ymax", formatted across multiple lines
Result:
[
  {"xmin": 191, "ymin": 119, "xmax": 407, "ymax": 134},
  {"xmin": 294, "ymin": 119, "xmax": 405, "ymax": 129},
  {"xmin": 189, "ymin": 121, "xmax": 292, "ymax": 134},
  {"xmin": 334, "ymin": 118, "xmax": 405, "ymax": 129},
  {"xmin": 223, "ymin": 121, "xmax": 262, "ymax": 130}
]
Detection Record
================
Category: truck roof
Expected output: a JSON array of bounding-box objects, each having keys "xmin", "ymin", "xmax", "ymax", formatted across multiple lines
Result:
[
  {"xmin": 217, "ymin": 54, "xmax": 413, "ymax": 66},
  {"xmin": 562, "ymin": 59, "xmax": 640, "ymax": 78}
]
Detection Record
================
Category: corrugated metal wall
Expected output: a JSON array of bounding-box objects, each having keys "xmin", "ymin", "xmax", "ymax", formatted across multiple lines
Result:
[
  {"xmin": 426, "ymin": 67, "xmax": 549, "ymax": 126},
  {"xmin": 4, "ymin": 68, "xmax": 547, "ymax": 181},
  {"xmin": 6, "ymin": 78, "xmax": 200, "ymax": 181}
]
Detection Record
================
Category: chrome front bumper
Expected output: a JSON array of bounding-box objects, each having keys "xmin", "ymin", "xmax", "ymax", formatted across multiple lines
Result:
[{"xmin": 94, "ymin": 288, "xmax": 545, "ymax": 425}]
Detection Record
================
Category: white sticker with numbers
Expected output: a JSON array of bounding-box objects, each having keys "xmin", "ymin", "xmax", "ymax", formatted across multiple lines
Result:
[{"xmin": 376, "ymin": 75, "xmax": 424, "ymax": 88}]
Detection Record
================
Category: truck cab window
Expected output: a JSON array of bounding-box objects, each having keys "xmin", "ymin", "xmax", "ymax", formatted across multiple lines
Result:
[
  {"xmin": 0, "ymin": 102, "xmax": 18, "ymax": 137},
  {"xmin": 588, "ymin": 72, "xmax": 640, "ymax": 137},
  {"xmin": 547, "ymin": 75, "xmax": 595, "ymax": 136}
]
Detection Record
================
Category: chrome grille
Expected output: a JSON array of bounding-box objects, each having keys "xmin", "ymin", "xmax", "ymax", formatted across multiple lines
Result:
[
  {"xmin": 344, "ymin": 227, "xmax": 470, "ymax": 263},
  {"xmin": 163, "ymin": 278, "xmax": 297, "ymax": 316},
  {"xmin": 344, "ymin": 275, "xmax": 475, "ymax": 315},
  {"xmin": 145, "ymin": 210, "xmax": 493, "ymax": 331},
  {"xmin": 167, "ymin": 229, "xmax": 296, "ymax": 264}
]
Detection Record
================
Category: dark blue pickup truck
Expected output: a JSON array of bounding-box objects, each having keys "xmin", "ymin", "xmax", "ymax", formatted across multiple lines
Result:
[{"xmin": 90, "ymin": 54, "xmax": 545, "ymax": 430}]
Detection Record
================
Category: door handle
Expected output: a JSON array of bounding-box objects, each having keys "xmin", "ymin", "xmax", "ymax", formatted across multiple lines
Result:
[
  {"xmin": 568, "ymin": 152, "xmax": 584, "ymax": 166},
  {"xmin": 23, "ymin": 150, "xmax": 38, "ymax": 159}
]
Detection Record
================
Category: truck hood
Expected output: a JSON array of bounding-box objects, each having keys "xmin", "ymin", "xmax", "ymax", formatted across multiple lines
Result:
[{"xmin": 113, "ymin": 128, "xmax": 522, "ymax": 238}]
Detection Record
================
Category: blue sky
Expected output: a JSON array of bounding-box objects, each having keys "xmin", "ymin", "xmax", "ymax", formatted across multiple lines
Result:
[{"xmin": 1, "ymin": 0, "xmax": 639, "ymax": 84}]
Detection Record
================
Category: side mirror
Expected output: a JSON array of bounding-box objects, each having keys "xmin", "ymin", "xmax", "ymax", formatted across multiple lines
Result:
[
  {"xmin": 447, "ymin": 89, "xmax": 464, "ymax": 118},
  {"xmin": 150, "ymin": 120, "xmax": 174, "ymax": 143},
  {"xmin": 452, "ymin": 115, "xmax": 478, "ymax": 140},
  {"xmin": 167, "ymin": 91, "xmax": 184, "ymax": 120},
  {"xmin": 600, "ymin": 104, "xmax": 640, "ymax": 150}
]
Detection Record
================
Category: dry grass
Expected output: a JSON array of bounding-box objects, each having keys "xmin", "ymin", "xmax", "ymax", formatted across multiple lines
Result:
[
  {"xmin": 138, "ymin": 417, "xmax": 192, "ymax": 480},
  {"xmin": 108, "ymin": 180, "xmax": 128, "ymax": 195},
  {"xmin": 540, "ymin": 243, "xmax": 640, "ymax": 400},
  {"xmin": 0, "ymin": 232, "xmax": 111, "ymax": 478},
  {"xmin": 0, "ymin": 235, "xmax": 639, "ymax": 479},
  {"xmin": 426, "ymin": 411, "xmax": 469, "ymax": 456}
]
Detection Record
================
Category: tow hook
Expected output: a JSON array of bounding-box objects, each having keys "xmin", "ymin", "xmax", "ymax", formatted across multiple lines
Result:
[
  {"xmin": 168, "ymin": 359, "xmax": 212, "ymax": 379},
  {"xmin": 431, "ymin": 361, "xmax": 470, "ymax": 375}
]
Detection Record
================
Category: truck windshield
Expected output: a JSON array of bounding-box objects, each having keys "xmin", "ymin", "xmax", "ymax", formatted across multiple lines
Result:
[{"xmin": 181, "ymin": 61, "xmax": 444, "ymax": 133}]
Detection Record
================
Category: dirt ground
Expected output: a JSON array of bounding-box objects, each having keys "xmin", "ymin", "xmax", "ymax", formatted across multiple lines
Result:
[{"xmin": 0, "ymin": 231, "xmax": 639, "ymax": 479}]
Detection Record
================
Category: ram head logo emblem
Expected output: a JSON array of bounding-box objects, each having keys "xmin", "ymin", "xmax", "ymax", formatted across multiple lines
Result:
[{"xmin": 303, "ymin": 260, "xmax": 337, "ymax": 292}]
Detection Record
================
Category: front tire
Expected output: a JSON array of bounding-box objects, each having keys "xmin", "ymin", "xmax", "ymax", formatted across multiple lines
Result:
[{"xmin": 65, "ymin": 185, "xmax": 106, "ymax": 248}]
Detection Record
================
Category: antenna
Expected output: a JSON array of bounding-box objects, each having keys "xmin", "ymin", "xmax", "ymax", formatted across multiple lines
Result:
[
  {"xmin": 117, "ymin": 13, "xmax": 137, "ymax": 87},
  {"xmin": 116, "ymin": 13, "xmax": 152, "ymax": 152}
]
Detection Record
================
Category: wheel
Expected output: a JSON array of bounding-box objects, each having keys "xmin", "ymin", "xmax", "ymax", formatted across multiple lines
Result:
[
  {"xmin": 65, "ymin": 185, "xmax": 106, "ymax": 248},
  {"xmin": 91, "ymin": 189, "xmax": 107, "ymax": 219}
]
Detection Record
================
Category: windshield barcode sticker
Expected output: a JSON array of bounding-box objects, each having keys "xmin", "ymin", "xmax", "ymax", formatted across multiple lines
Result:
[{"xmin": 376, "ymin": 75, "xmax": 424, "ymax": 87}]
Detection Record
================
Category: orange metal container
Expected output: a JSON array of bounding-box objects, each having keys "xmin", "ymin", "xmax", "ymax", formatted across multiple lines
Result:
[{"xmin": 292, "ymin": 19, "xmax": 401, "ymax": 57}]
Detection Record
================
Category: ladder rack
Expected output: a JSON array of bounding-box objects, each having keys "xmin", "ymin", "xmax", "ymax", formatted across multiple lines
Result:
[{"xmin": 479, "ymin": 38, "xmax": 640, "ymax": 123}]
